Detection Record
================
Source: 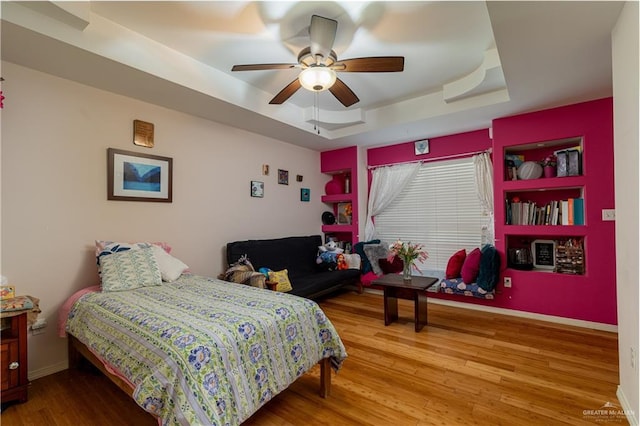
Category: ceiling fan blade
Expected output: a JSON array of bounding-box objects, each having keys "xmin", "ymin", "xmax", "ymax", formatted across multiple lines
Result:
[
  {"xmin": 329, "ymin": 78, "xmax": 359, "ymax": 107},
  {"xmin": 269, "ymin": 79, "xmax": 302, "ymax": 104},
  {"xmin": 334, "ymin": 57, "xmax": 405, "ymax": 72},
  {"xmin": 232, "ymin": 64, "xmax": 297, "ymax": 72},
  {"xmin": 309, "ymin": 15, "xmax": 337, "ymax": 63}
]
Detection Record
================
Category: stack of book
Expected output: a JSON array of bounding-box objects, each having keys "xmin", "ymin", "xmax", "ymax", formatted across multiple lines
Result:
[{"xmin": 506, "ymin": 198, "xmax": 584, "ymax": 225}]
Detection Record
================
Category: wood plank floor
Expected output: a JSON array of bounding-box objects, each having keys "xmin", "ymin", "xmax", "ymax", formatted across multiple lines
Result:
[{"xmin": 1, "ymin": 291, "xmax": 623, "ymax": 425}]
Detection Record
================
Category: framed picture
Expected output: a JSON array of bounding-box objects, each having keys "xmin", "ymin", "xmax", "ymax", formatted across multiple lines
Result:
[
  {"xmin": 531, "ymin": 239, "xmax": 556, "ymax": 270},
  {"xmin": 107, "ymin": 148, "xmax": 172, "ymax": 202},
  {"xmin": 300, "ymin": 188, "xmax": 310, "ymax": 202},
  {"xmin": 278, "ymin": 169, "xmax": 289, "ymax": 185},
  {"xmin": 251, "ymin": 181, "xmax": 264, "ymax": 198},
  {"xmin": 337, "ymin": 202, "xmax": 353, "ymax": 224},
  {"xmin": 414, "ymin": 139, "xmax": 429, "ymax": 155}
]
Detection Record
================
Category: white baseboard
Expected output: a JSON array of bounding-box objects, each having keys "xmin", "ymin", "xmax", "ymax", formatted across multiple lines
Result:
[
  {"xmin": 29, "ymin": 360, "xmax": 68, "ymax": 381},
  {"xmin": 617, "ymin": 386, "xmax": 639, "ymax": 426},
  {"xmin": 363, "ymin": 288, "xmax": 618, "ymax": 332}
]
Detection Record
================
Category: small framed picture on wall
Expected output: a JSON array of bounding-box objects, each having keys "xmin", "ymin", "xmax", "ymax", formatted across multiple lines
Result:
[
  {"xmin": 278, "ymin": 169, "xmax": 289, "ymax": 185},
  {"xmin": 251, "ymin": 181, "xmax": 264, "ymax": 198}
]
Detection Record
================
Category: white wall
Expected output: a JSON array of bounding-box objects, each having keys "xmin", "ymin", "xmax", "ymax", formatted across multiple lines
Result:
[
  {"xmin": 612, "ymin": 2, "xmax": 639, "ymax": 424},
  {"xmin": 1, "ymin": 62, "xmax": 328, "ymax": 379}
]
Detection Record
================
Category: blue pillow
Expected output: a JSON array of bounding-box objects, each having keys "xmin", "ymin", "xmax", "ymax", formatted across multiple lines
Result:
[
  {"xmin": 476, "ymin": 245, "xmax": 500, "ymax": 292},
  {"xmin": 353, "ymin": 239, "xmax": 381, "ymax": 274}
]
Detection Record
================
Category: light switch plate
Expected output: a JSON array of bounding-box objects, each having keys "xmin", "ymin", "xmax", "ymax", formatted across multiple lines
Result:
[{"xmin": 602, "ymin": 209, "xmax": 615, "ymax": 221}]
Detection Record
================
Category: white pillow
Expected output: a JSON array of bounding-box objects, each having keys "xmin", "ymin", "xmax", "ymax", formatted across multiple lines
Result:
[
  {"xmin": 100, "ymin": 246, "xmax": 162, "ymax": 292},
  {"xmin": 151, "ymin": 245, "xmax": 189, "ymax": 282},
  {"xmin": 343, "ymin": 253, "xmax": 362, "ymax": 270}
]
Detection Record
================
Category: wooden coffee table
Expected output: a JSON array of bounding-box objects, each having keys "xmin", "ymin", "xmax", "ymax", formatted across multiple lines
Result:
[{"xmin": 372, "ymin": 274, "xmax": 439, "ymax": 332}]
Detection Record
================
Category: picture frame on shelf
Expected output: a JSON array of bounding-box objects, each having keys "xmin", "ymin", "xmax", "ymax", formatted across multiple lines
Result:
[
  {"xmin": 337, "ymin": 202, "xmax": 352, "ymax": 225},
  {"xmin": 531, "ymin": 239, "xmax": 556, "ymax": 270},
  {"xmin": 107, "ymin": 148, "xmax": 172, "ymax": 202}
]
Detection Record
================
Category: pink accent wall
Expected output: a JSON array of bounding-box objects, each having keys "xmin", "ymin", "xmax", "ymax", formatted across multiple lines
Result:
[
  {"xmin": 493, "ymin": 98, "xmax": 616, "ymax": 325},
  {"xmin": 364, "ymin": 99, "xmax": 616, "ymax": 325},
  {"xmin": 367, "ymin": 129, "xmax": 492, "ymax": 167}
]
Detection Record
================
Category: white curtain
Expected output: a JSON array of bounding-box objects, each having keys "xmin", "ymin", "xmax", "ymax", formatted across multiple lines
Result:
[
  {"xmin": 364, "ymin": 162, "xmax": 421, "ymax": 241},
  {"xmin": 473, "ymin": 152, "xmax": 495, "ymax": 245}
]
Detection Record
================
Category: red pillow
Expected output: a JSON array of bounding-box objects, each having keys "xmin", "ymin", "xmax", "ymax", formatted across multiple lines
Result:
[
  {"xmin": 445, "ymin": 249, "xmax": 467, "ymax": 279},
  {"xmin": 379, "ymin": 255, "xmax": 403, "ymax": 274},
  {"xmin": 461, "ymin": 248, "xmax": 482, "ymax": 283}
]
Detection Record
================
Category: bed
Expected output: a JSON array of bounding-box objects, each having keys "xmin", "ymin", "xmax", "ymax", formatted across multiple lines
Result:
[{"xmin": 61, "ymin": 273, "xmax": 347, "ymax": 425}]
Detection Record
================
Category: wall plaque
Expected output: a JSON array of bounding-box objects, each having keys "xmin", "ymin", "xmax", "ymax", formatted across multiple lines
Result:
[{"xmin": 133, "ymin": 120, "xmax": 155, "ymax": 148}]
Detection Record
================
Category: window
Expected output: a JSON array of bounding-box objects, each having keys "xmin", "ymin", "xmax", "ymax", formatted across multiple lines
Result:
[{"xmin": 374, "ymin": 157, "xmax": 486, "ymax": 273}]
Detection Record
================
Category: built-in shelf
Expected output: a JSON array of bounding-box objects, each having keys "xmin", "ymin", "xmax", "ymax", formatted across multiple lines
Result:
[{"xmin": 321, "ymin": 194, "xmax": 353, "ymax": 203}]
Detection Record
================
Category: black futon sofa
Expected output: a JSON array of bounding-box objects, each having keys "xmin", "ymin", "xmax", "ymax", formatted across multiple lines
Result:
[{"xmin": 226, "ymin": 235, "xmax": 360, "ymax": 300}]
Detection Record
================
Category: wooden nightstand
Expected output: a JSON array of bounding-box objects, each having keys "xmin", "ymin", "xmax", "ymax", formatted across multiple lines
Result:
[{"xmin": 1, "ymin": 311, "xmax": 28, "ymax": 403}]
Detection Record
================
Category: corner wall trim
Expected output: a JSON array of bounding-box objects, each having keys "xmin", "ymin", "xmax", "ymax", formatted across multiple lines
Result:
[
  {"xmin": 617, "ymin": 386, "xmax": 639, "ymax": 426},
  {"xmin": 29, "ymin": 361, "xmax": 68, "ymax": 381}
]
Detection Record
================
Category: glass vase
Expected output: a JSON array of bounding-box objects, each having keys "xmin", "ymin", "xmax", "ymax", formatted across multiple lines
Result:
[{"xmin": 402, "ymin": 261, "xmax": 412, "ymax": 281}]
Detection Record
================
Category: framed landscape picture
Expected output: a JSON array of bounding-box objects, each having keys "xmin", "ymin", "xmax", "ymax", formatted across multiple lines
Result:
[{"xmin": 107, "ymin": 148, "xmax": 172, "ymax": 202}]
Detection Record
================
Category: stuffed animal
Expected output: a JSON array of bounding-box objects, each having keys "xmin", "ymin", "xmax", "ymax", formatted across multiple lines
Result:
[
  {"xmin": 316, "ymin": 240, "xmax": 345, "ymax": 271},
  {"xmin": 316, "ymin": 240, "xmax": 344, "ymax": 264},
  {"xmin": 336, "ymin": 253, "xmax": 348, "ymax": 270}
]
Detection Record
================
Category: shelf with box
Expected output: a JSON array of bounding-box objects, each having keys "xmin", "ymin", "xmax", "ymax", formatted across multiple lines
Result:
[
  {"xmin": 498, "ymin": 136, "xmax": 588, "ymax": 276},
  {"xmin": 492, "ymin": 98, "xmax": 615, "ymax": 324},
  {"xmin": 320, "ymin": 146, "xmax": 359, "ymax": 248}
]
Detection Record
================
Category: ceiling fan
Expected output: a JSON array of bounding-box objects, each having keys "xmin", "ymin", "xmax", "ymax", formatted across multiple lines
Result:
[{"xmin": 231, "ymin": 15, "xmax": 404, "ymax": 107}]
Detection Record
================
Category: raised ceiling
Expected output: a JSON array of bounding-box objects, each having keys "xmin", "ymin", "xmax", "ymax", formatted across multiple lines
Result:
[{"xmin": 1, "ymin": 1, "xmax": 624, "ymax": 150}]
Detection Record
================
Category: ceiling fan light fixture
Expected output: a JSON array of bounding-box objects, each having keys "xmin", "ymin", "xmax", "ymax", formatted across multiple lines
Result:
[{"xmin": 299, "ymin": 66, "xmax": 336, "ymax": 92}]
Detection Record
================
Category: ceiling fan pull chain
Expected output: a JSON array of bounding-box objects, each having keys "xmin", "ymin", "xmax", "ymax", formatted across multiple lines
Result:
[{"xmin": 315, "ymin": 93, "xmax": 320, "ymax": 135}]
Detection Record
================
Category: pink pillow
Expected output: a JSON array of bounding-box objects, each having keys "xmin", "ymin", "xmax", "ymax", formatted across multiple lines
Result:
[
  {"xmin": 461, "ymin": 248, "xmax": 482, "ymax": 283},
  {"xmin": 445, "ymin": 249, "xmax": 467, "ymax": 279},
  {"xmin": 379, "ymin": 255, "xmax": 404, "ymax": 274}
]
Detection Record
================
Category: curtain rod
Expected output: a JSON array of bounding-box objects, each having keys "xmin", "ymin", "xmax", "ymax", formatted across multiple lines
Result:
[{"xmin": 367, "ymin": 148, "xmax": 492, "ymax": 170}]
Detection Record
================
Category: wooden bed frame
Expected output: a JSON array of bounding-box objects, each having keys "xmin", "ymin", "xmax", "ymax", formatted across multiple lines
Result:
[{"xmin": 68, "ymin": 334, "xmax": 332, "ymax": 407}]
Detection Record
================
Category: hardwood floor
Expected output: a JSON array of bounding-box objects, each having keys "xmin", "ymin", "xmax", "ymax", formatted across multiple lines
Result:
[{"xmin": 1, "ymin": 291, "xmax": 622, "ymax": 425}]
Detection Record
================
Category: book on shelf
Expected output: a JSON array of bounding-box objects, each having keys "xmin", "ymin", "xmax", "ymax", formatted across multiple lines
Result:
[
  {"xmin": 573, "ymin": 198, "xmax": 585, "ymax": 225},
  {"xmin": 505, "ymin": 197, "xmax": 584, "ymax": 226}
]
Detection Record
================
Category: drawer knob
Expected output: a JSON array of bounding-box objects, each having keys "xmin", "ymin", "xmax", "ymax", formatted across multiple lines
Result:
[{"xmin": 9, "ymin": 361, "xmax": 19, "ymax": 370}]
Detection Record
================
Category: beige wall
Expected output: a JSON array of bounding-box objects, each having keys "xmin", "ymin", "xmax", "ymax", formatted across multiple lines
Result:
[
  {"xmin": 1, "ymin": 62, "xmax": 327, "ymax": 379},
  {"xmin": 612, "ymin": 2, "xmax": 639, "ymax": 423}
]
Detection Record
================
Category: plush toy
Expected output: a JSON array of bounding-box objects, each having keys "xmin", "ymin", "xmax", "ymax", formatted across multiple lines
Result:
[
  {"xmin": 316, "ymin": 241, "xmax": 344, "ymax": 264},
  {"xmin": 336, "ymin": 253, "xmax": 348, "ymax": 270},
  {"xmin": 316, "ymin": 240, "xmax": 345, "ymax": 271}
]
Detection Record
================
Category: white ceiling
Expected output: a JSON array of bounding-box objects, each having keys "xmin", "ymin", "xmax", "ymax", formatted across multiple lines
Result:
[{"xmin": 1, "ymin": 1, "xmax": 624, "ymax": 151}]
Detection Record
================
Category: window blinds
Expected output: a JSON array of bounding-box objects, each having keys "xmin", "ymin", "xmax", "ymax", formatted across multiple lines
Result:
[{"xmin": 374, "ymin": 157, "xmax": 485, "ymax": 272}]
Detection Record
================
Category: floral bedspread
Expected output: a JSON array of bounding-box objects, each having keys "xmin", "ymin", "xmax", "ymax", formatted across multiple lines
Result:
[{"xmin": 66, "ymin": 275, "xmax": 347, "ymax": 426}]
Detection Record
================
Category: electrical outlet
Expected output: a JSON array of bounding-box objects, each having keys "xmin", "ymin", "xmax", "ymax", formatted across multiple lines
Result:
[{"xmin": 504, "ymin": 277, "xmax": 512, "ymax": 288}]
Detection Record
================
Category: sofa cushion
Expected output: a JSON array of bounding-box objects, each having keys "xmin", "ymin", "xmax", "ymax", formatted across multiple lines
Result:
[
  {"xmin": 227, "ymin": 236, "xmax": 321, "ymax": 280},
  {"xmin": 476, "ymin": 245, "xmax": 500, "ymax": 292},
  {"xmin": 461, "ymin": 248, "xmax": 482, "ymax": 284},
  {"xmin": 379, "ymin": 255, "xmax": 403, "ymax": 274},
  {"xmin": 353, "ymin": 239, "xmax": 381, "ymax": 274},
  {"xmin": 445, "ymin": 249, "xmax": 467, "ymax": 279},
  {"xmin": 288, "ymin": 269, "xmax": 360, "ymax": 299},
  {"xmin": 268, "ymin": 269, "xmax": 293, "ymax": 292}
]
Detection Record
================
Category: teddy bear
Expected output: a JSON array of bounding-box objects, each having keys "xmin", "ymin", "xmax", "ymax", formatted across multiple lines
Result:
[{"xmin": 316, "ymin": 240, "xmax": 344, "ymax": 271}]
